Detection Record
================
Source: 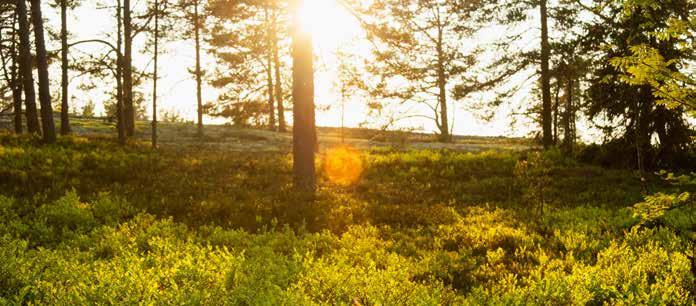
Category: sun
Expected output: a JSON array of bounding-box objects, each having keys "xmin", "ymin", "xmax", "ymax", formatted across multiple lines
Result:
[
  {"xmin": 299, "ymin": 0, "xmax": 362, "ymax": 47},
  {"xmin": 297, "ymin": 0, "xmax": 369, "ymax": 130}
]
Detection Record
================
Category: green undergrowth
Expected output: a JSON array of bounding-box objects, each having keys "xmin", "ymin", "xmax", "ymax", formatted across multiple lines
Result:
[{"xmin": 0, "ymin": 133, "xmax": 693, "ymax": 304}]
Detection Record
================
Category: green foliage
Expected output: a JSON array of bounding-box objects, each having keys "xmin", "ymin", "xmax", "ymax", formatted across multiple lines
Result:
[
  {"xmin": 633, "ymin": 192, "xmax": 691, "ymax": 224},
  {"xmin": 0, "ymin": 134, "xmax": 693, "ymax": 304},
  {"xmin": 514, "ymin": 151, "xmax": 556, "ymax": 212},
  {"xmin": 29, "ymin": 190, "xmax": 97, "ymax": 246},
  {"xmin": 81, "ymin": 100, "xmax": 96, "ymax": 117},
  {"xmin": 91, "ymin": 192, "xmax": 138, "ymax": 226},
  {"xmin": 632, "ymin": 171, "xmax": 696, "ymax": 230},
  {"xmin": 0, "ymin": 237, "xmax": 31, "ymax": 303},
  {"xmin": 611, "ymin": 0, "xmax": 696, "ymax": 115},
  {"xmin": 473, "ymin": 228, "xmax": 693, "ymax": 305},
  {"xmin": 584, "ymin": 0, "xmax": 694, "ymax": 169}
]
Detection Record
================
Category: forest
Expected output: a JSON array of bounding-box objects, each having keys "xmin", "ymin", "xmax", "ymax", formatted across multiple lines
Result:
[{"xmin": 0, "ymin": 0, "xmax": 694, "ymax": 304}]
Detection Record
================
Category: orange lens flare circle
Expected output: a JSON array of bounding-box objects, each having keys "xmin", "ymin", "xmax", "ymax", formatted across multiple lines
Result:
[{"xmin": 324, "ymin": 145, "xmax": 364, "ymax": 186}]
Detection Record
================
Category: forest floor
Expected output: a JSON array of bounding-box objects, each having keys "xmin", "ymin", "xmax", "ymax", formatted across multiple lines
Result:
[
  {"xmin": 63, "ymin": 118, "xmax": 534, "ymax": 152},
  {"xmin": 0, "ymin": 119, "xmax": 693, "ymax": 304}
]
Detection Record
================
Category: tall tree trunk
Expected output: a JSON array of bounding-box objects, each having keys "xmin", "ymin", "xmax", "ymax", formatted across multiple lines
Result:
[
  {"xmin": 635, "ymin": 114, "xmax": 647, "ymax": 194},
  {"xmin": 635, "ymin": 88, "xmax": 651, "ymax": 194},
  {"xmin": 60, "ymin": 0, "xmax": 70, "ymax": 135},
  {"xmin": 11, "ymin": 39, "xmax": 23, "ymax": 134},
  {"xmin": 436, "ymin": 27, "xmax": 449, "ymax": 142},
  {"xmin": 11, "ymin": 66, "xmax": 23, "ymax": 134},
  {"xmin": 271, "ymin": 5, "xmax": 285, "ymax": 132},
  {"xmin": 152, "ymin": 0, "xmax": 159, "ymax": 149},
  {"xmin": 265, "ymin": 7, "xmax": 276, "ymax": 131},
  {"xmin": 30, "ymin": 0, "xmax": 56, "ymax": 143},
  {"xmin": 123, "ymin": 0, "xmax": 134, "ymax": 136},
  {"xmin": 116, "ymin": 0, "xmax": 126, "ymax": 145},
  {"xmin": 1, "ymin": 12, "xmax": 22, "ymax": 133},
  {"xmin": 539, "ymin": 0, "xmax": 553, "ymax": 148},
  {"xmin": 16, "ymin": 0, "xmax": 40, "ymax": 134},
  {"xmin": 291, "ymin": 0, "xmax": 316, "ymax": 192},
  {"xmin": 553, "ymin": 79, "xmax": 560, "ymax": 144},
  {"xmin": 340, "ymin": 86, "xmax": 345, "ymax": 143},
  {"xmin": 266, "ymin": 57, "xmax": 276, "ymax": 130},
  {"xmin": 562, "ymin": 76, "xmax": 574, "ymax": 155},
  {"xmin": 274, "ymin": 44, "xmax": 286, "ymax": 132},
  {"xmin": 194, "ymin": 0, "xmax": 204, "ymax": 137},
  {"xmin": 12, "ymin": 76, "xmax": 23, "ymax": 133}
]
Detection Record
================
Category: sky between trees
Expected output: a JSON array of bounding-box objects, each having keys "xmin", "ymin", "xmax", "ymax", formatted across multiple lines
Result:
[{"xmin": 36, "ymin": 0, "xmax": 600, "ymax": 139}]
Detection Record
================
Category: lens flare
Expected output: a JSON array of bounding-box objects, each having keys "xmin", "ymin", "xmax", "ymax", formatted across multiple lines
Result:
[{"xmin": 324, "ymin": 146, "xmax": 364, "ymax": 186}]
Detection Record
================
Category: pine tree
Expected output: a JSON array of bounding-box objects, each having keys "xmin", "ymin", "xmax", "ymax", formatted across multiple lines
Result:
[
  {"xmin": 0, "ymin": 5, "xmax": 23, "ymax": 133},
  {"xmin": 16, "ymin": 0, "xmax": 40, "ymax": 134},
  {"xmin": 207, "ymin": 0, "xmax": 287, "ymax": 128},
  {"xmin": 30, "ymin": 0, "xmax": 57, "ymax": 143},
  {"xmin": 354, "ymin": 0, "xmax": 492, "ymax": 141},
  {"xmin": 290, "ymin": 0, "xmax": 316, "ymax": 191},
  {"xmin": 539, "ymin": 0, "xmax": 552, "ymax": 148},
  {"xmin": 123, "ymin": 0, "xmax": 134, "ymax": 136}
]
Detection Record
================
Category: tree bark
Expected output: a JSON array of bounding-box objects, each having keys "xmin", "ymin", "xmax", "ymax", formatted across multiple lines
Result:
[
  {"xmin": 152, "ymin": 0, "xmax": 159, "ymax": 149},
  {"xmin": 123, "ymin": 0, "xmax": 134, "ymax": 136},
  {"xmin": 436, "ymin": 26, "xmax": 450, "ymax": 142},
  {"xmin": 563, "ymin": 76, "xmax": 574, "ymax": 155},
  {"xmin": 266, "ymin": 57, "xmax": 276, "ymax": 130},
  {"xmin": 16, "ymin": 0, "xmax": 40, "ymax": 134},
  {"xmin": 265, "ymin": 7, "xmax": 276, "ymax": 131},
  {"xmin": 194, "ymin": 0, "xmax": 204, "ymax": 137},
  {"xmin": 291, "ymin": 0, "xmax": 316, "ymax": 192},
  {"xmin": 635, "ymin": 88, "xmax": 651, "ymax": 194},
  {"xmin": 1, "ymin": 12, "xmax": 22, "ymax": 133},
  {"xmin": 116, "ymin": 0, "xmax": 126, "ymax": 144},
  {"xmin": 60, "ymin": 0, "xmax": 71, "ymax": 135},
  {"xmin": 539, "ymin": 0, "xmax": 553, "ymax": 148},
  {"xmin": 30, "ymin": 0, "xmax": 57, "ymax": 143},
  {"xmin": 274, "ymin": 44, "xmax": 286, "ymax": 132},
  {"xmin": 12, "ymin": 76, "xmax": 23, "ymax": 133},
  {"xmin": 553, "ymin": 78, "xmax": 560, "ymax": 144},
  {"xmin": 271, "ymin": 4, "xmax": 285, "ymax": 132}
]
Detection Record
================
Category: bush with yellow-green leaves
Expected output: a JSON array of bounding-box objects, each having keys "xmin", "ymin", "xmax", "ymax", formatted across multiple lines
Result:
[{"xmin": 0, "ymin": 133, "xmax": 693, "ymax": 304}]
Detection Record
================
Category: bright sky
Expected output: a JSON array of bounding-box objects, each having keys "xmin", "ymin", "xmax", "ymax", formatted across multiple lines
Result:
[
  {"xmin": 41, "ymin": 0, "xmax": 593, "ymax": 139},
  {"xmin": 299, "ymin": 0, "xmax": 535, "ymax": 137}
]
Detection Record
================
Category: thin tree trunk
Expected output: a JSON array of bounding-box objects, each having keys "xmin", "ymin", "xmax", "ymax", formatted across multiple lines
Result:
[
  {"xmin": 13, "ymin": 76, "xmax": 23, "ymax": 133},
  {"xmin": 116, "ymin": 0, "xmax": 126, "ymax": 145},
  {"xmin": 635, "ymin": 89, "xmax": 650, "ymax": 194},
  {"xmin": 11, "ymin": 66, "xmax": 23, "ymax": 134},
  {"xmin": 266, "ymin": 57, "xmax": 276, "ymax": 131},
  {"xmin": 274, "ymin": 45, "xmax": 286, "ymax": 132},
  {"xmin": 436, "ymin": 27, "xmax": 449, "ymax": 142},
  {"xmin": 152, "ymin": 0, "xmax": 159, "ymax": 149},
  {"xmin": 271, "ymin": 5, "xmax": 285, "ymax": 132},
  {"xmin": 265, "ymin": 7, "xmax": 276, "ymax": 131},
  {"xmin": 11, "ymin": 37, "xmax": 23, "ymax": 134},
  {"xmin": 553, "ymin": 79, "xmax": 560, "ymax": 144},
  {"xmin": 539, "ymin": 0, "xmax": 553, "ymax": 148},
  {"xmin": 60, "ymin": 0, "xmax": 70, "ymax": 135},
  {"xmin": 1, "ymin": 12, "xmax": 22, "ymax": 133},
  {"xmin": 194, "ymin": 0, "xmax": 203, "ymax": 136},
  {"xmin": 563, "ymin": 76, "xmax": 574, "ymax": 155},
  {"xmin": 635, "ymin": 118, "xmax": 647, "ymax": 193},
  {"xmin": 30, "ymin": 0, "xmax": 57, "ymax": 143},
  {"xmin": 340, "ymin": 86, "xmax": 345, "ymax": 143},
  {"xmin": 291, "ymin": 0, "xmax": 316, "ymax": 192},
  {"xmin": 124, "ymin": 0, "xmax": 134, "ymax": 136},
  {"xmin": 16, "ymin": 0, "xmax": 40, "ymax": 134}
]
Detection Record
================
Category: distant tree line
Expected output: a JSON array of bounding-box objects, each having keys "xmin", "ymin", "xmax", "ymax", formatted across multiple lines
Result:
[{"xmin": 0, "ymin": 0, "xmax": 206, "ymax": 146}]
